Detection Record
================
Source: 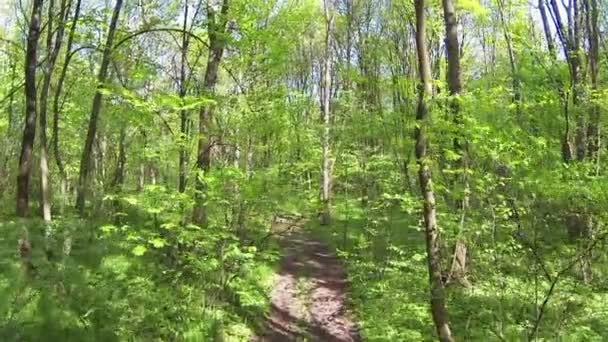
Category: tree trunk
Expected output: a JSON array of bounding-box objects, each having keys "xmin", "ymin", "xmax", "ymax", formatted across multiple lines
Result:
[
  {"xmin": 320, "ymin": 0, "xmax": 334, "ymax": 226},
  {"xmin": 584, "ymin": 0, "xmax": 600, "ymax": 159},
  {"xmin": 76, "ymin": 0, "xmax": 124, "ymax": 214},
  {"xmin": 497, "ymin": 0, "xmax": 522, "ymax": 120},
  {"xmin": 53, "ymin": 0, "xmax": 82, "ymax": 198},
  {"xmin": 192, "ymin": 0, "xmax": 230, "ymax": 226},
  {"xmin": 414, "ymin": 0, "xmax": 454, "ymax": 340},
  {"xmin": 16, "ymin": 0, "xmax": 43, "ymax": 217},
  {"xmin": 39, "ymin": 0, "xmax": 69, "ymax": 223},
  {"xmin": 538, "ymin": 0, "xmax": 556, "ymax": 56},
  {"xmin": 442, "ymin": 0, "xmax": 469, "ymax": 286},
  {"xmin": 7, "ymin": 60, "xmax": 16, "ymax": 136},
  {"xmin": 540, "ymin": 0, "xmax": 573, "ymax": 162},
  {"xmin": 548, "ymin": 0, "xmax": 586, "ymax": 160},
  {"xmin": 178, "ymin": 0, "xmax": 190, "ymax": 193},
  {"xmin": 572, "ymin": 3, "xmax": 586, "ymax": 161},
  {"xmin": 112, "ymin": 127, "xmax": 126, "ymax": 188}
]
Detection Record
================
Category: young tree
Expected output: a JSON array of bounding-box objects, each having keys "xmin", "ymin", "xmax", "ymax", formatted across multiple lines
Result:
[
  {"xmin": 39, "ymin": 0, "xmax": 70, "ymax": 222},
  {"xmin": 414, "ymin": 0, "xmax": 454, "ymax": 339},
  {"xmin": 442, "ymin": 0, "xmax": 469, "ymax": 286},
  {"xmin": 192, "ymin": 0, "xmax": 230, "ymax": 226},
  {"xmin": 546, "ymin": 0, "xmax": 585, "ymax": 161},
  {"xmin": 585, "ymin": 0, "xmax": 600, "ymax": 158},
  {"xmin": 76, "ymin": 0, "xmax": 124, "ymax": 213},
  {"xmin": 53, "ymin": 0, "xmax": 82, "ymax": 197},
  {"xmin": 319, "ymin": 0, "xmax": 334, "ymax": 225},
  {"xmin": 178, "ymin": 0, "xmax": 191, "ymax": 193}
]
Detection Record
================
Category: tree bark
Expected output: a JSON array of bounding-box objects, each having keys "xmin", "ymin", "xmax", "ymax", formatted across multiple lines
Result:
[
  {"xmin": 192, "ymin": 0, "xmax": 230, "ymax": 226},
  {"xmin": 16, "ymin": 0, "xmax": 44, "ymax": 217},
  {"xmin": 319, "ymin": 0, "xmax": 334, "ymax": 226},
  {"xmin": 414, "ymin": 0, "xmax": 454, "ymax": 340},
  {"xmin": 76, "ymin": 0, "xmax": 124, "ymax": 214}
]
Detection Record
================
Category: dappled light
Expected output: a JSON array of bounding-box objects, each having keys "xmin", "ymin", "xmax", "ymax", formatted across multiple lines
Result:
[{"xmin": 0, "ymin": 0, "xmax": 607, "ymax": 340}]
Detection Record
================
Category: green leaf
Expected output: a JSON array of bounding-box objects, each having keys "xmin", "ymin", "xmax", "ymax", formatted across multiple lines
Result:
[
  {"xmin": 150, "ymin": 237, "xmax": 166, "ymax": 248},
  {"xmin": 132, "ymin": 245, "xmax": 147, "ymax": 256}
]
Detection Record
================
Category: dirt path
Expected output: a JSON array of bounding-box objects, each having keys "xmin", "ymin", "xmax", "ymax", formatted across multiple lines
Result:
[{"xmin": 254, "ymin": 219, "xmax": 360, "ymax": 342}]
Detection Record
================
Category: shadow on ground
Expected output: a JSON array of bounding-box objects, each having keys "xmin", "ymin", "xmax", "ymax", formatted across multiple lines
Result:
[{"xmin": 254, "ymin": 221, "xmax": 360, "ymax": 342}]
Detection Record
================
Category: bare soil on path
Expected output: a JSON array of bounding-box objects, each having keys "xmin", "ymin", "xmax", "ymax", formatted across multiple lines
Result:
[{"xmin": 254, "ymin": 219, "xmax": 360, "ymax": 342}]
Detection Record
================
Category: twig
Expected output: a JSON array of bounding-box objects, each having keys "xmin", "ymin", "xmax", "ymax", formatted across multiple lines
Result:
[
  {"xmin": 528, "ymin": 229, "xmax": 608, "ymax": 340},
  {"xmin": 256, "ymin": 223, "xmax": 300, "ymax": 246},
  {"xmin": 508, "ymin": 200, "xmax": 553, "ymax": 283}
]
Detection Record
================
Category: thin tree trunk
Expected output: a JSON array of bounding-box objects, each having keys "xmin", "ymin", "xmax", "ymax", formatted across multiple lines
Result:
[
  {"xmin": 178, "ymin": 0, "xmax": 190, "ymax": 193},
  {"xmin": 7, "ymin": 60, "xmax": 16, "ymax": 135},
  {"xmin": 549, "ymin": 0, "xmax": 585, "ymax": 160},
  {"xmin": 571, "ymin": 0, "xmax": 586, "ymax": 160},
  {"xmin": 39, "ymin": 0, "xmax": 69, "ymax": 222},
  {"xmin": 112, "ymin": 127, "xmax": 126, "ymax": 188},
  {"xmin": 76, "ymin": 0, "xmax": 124, "ymax": 214},
  {"xmin": 538, "ymin": 0, "xmax": 556, "ymax": 56},
  {"xmin": 192, "ymin": 0, "xmax": 230, "ymax": 226},
  {"xmin": 16, "ymin": 0, "xmax": 44, "ymax": 217},
  {"xmin": 414, "ymin": 0, "xmax": 454, "ymax": 339},
  {"xmin": 543, "ymin": 0, "xmax": 574, "ymax": 162},
  {"xmin": 585, "ymin": 0, "xmax": 600, "ymax": 158},
  {"xmin": 497, "ymin": 0, "xmax": 522, "ymax": 120},
  {"xmin": 320, "ymin": 0, "xmax": 334, "ymax": 226},
  {"xmin": 53, "ymin": 0, "xmax": 82, "ymax": 198}
]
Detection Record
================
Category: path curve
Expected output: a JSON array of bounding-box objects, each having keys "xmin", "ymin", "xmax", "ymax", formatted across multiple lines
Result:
[{"xmin": 254, "ymin": 218, "xmax": 360, "ymax": 342}]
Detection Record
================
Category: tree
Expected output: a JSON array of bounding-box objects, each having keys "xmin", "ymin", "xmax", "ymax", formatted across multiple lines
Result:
[
  {"xmin": 53, "ymin": 0, "xmax": 82, "ymax": 198},
  {"xmin": 16, "ymin": 0, "xmax": 44, "ymax": 217},
  {"xmin": 546, "ymin": 0, "xmax": 585, "ymax": 161},
  {"xmin": 39, "ymin": 0, "xmax": 70, "ymax": 222},
  {"xmin": 178, "ymin": 0, "xmax": 191, "ymax": 193},
  {"xmin": 413, "ymin": 0, "xmax": 454, "ymax": 339},
  {"xmin": 76, "ymin": 0, "xmax": 124, "ymax": 213},
  {"xmin": 192, "ymin": 0, "xmax": 230, "ymax": 226},
  {"xmin": 441, "ymin": 0, "xmax": 470, "ymax": 287},
  {"xmin": 585, "ymin": 0, "xmax": 600, "ymax": 159},
  {"xmin": 319, "ymin": 0, "xmax": 334, "ymax": 225}
]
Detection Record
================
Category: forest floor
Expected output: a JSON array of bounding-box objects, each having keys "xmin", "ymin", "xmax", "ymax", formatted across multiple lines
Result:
[{"xmin": 254, "ymin": 217, "xmax": 360, "ymax": 342}]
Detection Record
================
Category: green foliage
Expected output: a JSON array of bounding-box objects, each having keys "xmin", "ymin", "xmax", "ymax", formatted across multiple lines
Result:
[{"xmin": 1, "ymin": 0, "xmax": 607, "ymax": 339}]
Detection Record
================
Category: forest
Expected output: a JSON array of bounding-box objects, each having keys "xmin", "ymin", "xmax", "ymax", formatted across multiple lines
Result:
[{"xmin": 0, "ymin": 0, "xmax": 607, "ymax": 340}]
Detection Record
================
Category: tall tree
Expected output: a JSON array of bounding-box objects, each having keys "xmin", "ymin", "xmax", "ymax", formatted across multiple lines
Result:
[
  {"xmin": 585, "ymin": 0, "xmax": 600, "ymax": 159},
  {"xmin": 319, "ymin": 0, "xmax": 334, "ymax": 225},
  {"xmin": 76, "ymin": 0, "xmax": 124, "ymax": 213},
  {"xmin": 547, "ymin": 0, "xmax": 585, "ymax": 161},
  {"xmin": 53, "ymin": 0, "xmax": 82, "ymax": 197},
  {"xmin": 442, "ymin": 0, "xmax": 469, "ymax": 286},
  {"xmin": 496, "ymin": 0, "xmax": 522, "ymax": 119},
  {"xmin": 16, "ymin": 0, "xmax": 44, "ymax": 217},
  {"xmin": 178, "ymin": 0, "xmax": 191, "ymax": 193},
  {"xmin": 39, "ymin": 0, "xmax": 70, "ymax": 222},
  {"xmin": 192, "ymin": 0, "xmax": 230, "ymax": 225},
  {"xmin": 414, "ymin": 0, "xmax": 454, "ymax": 339}
]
